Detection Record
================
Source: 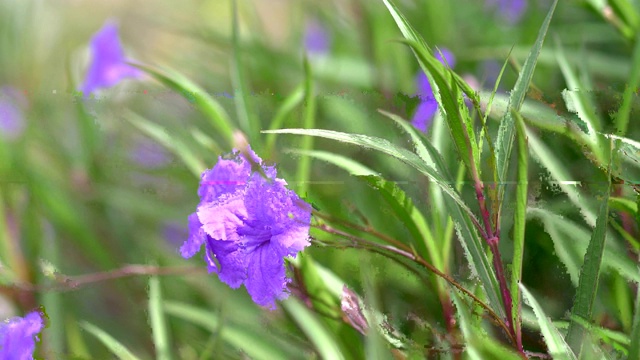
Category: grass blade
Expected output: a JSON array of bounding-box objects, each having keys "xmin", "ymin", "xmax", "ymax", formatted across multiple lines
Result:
[
  {"xmin": 510, "ymin": 112, "xmax": 528, "ymax": 347},
  {"xmin": 282, "ymin": 298, "xmax": 345, "ymax": 360},
  {"xmin": 527, "ymin": 129, "xmax": 597, "ymax": 227},
  {"xmin": 365, "ymin": 111, "xmax": 505, "ymax": 317},
  {"xmin": 380, "ymin": 0, "xmax": 480, "ymax": 178},
  {"xmin": 295, "ymin": 56, "xmax": 316, "ymax": 196},
  {"xmin": 125, "ymin": 111, "xmax": 205, "ymax": 177},
  {"xmin": 358, "ymin": 175, "xmax": 438, "ymax": 269},
  {"xmin": 630, "ymin": 281, "xmax": 640, "ymax": 359},
  {"xmin": 263, "ymin": 128, "xmax": 481, "ymax": 230},
  {"xmin": 149, "ymin": 276, "xmax": 172, "ymax": 360},
  {"xmin": 495, "ymin": 0, "xmax": 558, "ymax": 229},
  {"xmin": 164, "ymin": 301, "xmax": 298, "ymax": 360},
  {"xmin": 266, "ymin": 83, "xmax": 305, "ymax": 153},
  {"xmin": 231, "ymin": 0, "xmax": 258, "ymax": 145},
  {"xmin": 284, "ymin": 149, "xmax": 377, "ymax": 176},
  {"xmin": 131, "ymin": 63, "xmax": 235, "ymax": 147},
  {"xmin": 565, "ymin": 147, "xmax": 612, "ymax": 355},
  {"xmin": 520, "ymin": 284, "xmax": 577, "ymax": 360},
  {"xmin": 80, "ymin": 321, "xmax": 141, "ymax": 360}
]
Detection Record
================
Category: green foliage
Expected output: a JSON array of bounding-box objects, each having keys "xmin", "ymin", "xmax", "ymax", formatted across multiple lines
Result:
[{"xmin": 2, "ymin": 0, "xmax": 640, "ymax": 358}]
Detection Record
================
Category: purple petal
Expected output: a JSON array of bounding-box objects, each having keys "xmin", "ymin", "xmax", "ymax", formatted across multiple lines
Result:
[
  {"xmin": 197, "ymin": 147, "xmax": 265, "ymax": 203},
  {"xmin": 205, "ymin": 237, "xmax": 247, "ymax": 288},
  {"xmin": 0, "ymin": 311, "xmax": 44, "ymax": 360},
  {"xmin": 197, "ymin": 192, "xmax": 247, "ymax": 242},
  {"xmin": 180, "ymin": 213, "xmax": 208, "ymax": 258},
  {"xmin": 242, "ymin": 174, "xmax": 311, "ymax": 251},
  {"xmin": 244, "ymin": 242, "xmax": 289, "ymax": 309},
  {"xmin": 411, "ymin": 100, "xmax": 438, "ymax": 133},
  {"xmin": 79, "ymin": 21, "xmax": 143, "ymax": 95}
]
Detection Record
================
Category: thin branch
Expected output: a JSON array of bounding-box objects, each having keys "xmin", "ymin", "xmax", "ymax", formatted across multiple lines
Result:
[{"xmin": 3, "ymin": 265, "xmax": 206, "ymax": 293}]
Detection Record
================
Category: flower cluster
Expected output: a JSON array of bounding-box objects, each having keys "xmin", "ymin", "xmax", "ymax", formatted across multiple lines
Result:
[
  {"xmin": 412, "ymin": 48, "xmax": 455, "ymax": 133},
  {"xmin": 79, "ymin": 21, "xmax": 143, "ymax": 95},
  {"xmin": 181, "ymin": 148, "xmax": 311, "ymax": 309},
  {"xmin": 0, "ymin": 311, "xmax": 44, "ymax": 360}
]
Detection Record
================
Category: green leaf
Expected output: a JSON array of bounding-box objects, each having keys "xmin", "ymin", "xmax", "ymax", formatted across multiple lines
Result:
[
  {"xmin": 527, "ymin": 129, "xmax": 597, "ymax": 227},
  {"xmin": 149, "ymin": 276, "xmax": 172, "ymax": 360},
  {"xmin": 131, "ymin": 63, "xmax": 235, "ymax": 147},
  {"xmin": 608, "ymin": 197, "xmax": 638, "ymax": 214},
  {"xmin": 565, "ymin": 173, "xmax": 612, "ymax": 355},
  {"xmin": 366, "ymin": 111, "xmax": 506, "ymax": 317},
  {"xmin": 295, "ymin": 56, "xmax": 317, "ymax": 196},
  {"xmin": 263, "ymin": 128, "xmax": 480, "ymax": 230},
  {"xmin": 80, "ymin": 321, "xmax": 141, "ymax": 360},
  {"xmin": 481, "ymin": 91, "xmax": 592, "ymax": 150},
  {"xmin": 495, "ymin": 0, "xmax": 557, "ymax": 224},
  {"xmin": 510, "ymin": 111, "xmax": 528, "ymax": 346},
  {"xmin": 520, "ymin": 285, "xmax": 577, "ymax": 360},
  {"xmin": 358, "ymin": 175, "xmax": 439, "ymax": 269},
  {"xmin": 630, "ymin": 280, "xmax": 640, "ymax": 359},
  {"xmin": 266, "ymin": 83, "xmax": 305, "ymax": 153},
  {"xmin": 231, "ymin": 0, "xmax": 258, "ymax": 146},
  {"xmin": 554, "ymin": 39, "xmax": 601, "ymax": 143},
  {"xmin": 528, "ymin": 207, "xmax": 639, "ymax": 285},
  {"xmin": 164, "ymin": 301, "xmax": 298, "ymax": 360},
  {"xmin": 266, "ymin": 130, "xmax": 503, "ymax": 315},
  {"xmin": 285, "ymin": 149, "xmax": 377, "ymax": 176},
  {"xmin": 282, "ymin": 298, "xmax": 345, "ymax": 360},
  {"xmin": 380, "ymin": 0, "xmax": 480, "ymax": 178}
]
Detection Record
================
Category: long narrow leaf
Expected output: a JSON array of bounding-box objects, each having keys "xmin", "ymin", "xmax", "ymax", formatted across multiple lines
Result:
[
  {"xmin": 520, "ymin": 285, "xmax": 577, "ymax": 360},
  {"xmin": 149, "ymin": 276, "xmax": 172, "ymax": 360},
  {"xmin": 80, "ymin": 321, "xmax": 141, "ymax": 360},
  {"xmin": 510, "ymin": 112, "xmax": 528, "ymax": 346},
  {"xmin": 263, "ymin": 128, "xmax": 480, "ymax": 228},
  {"xmin": 495, "ymin": 0, "xmax": 558, "ymax": 234},
  {"xmin": 164, "ymin": 301, "xmax": 298, "ymax": 360},
  {"xmin": 374, "ymin": 111, "xmax": 505, "ymax": 317},
  {"xmin": 282, "ymin": 298, "xmax": 345, "ymax": 360},
  {"xmin": 565, "ymin": 156, "xmax": 612, "ymax": 355},
  {"xmin": 131, "ymin": 63, "xmax": 235, "ymax": 147}
]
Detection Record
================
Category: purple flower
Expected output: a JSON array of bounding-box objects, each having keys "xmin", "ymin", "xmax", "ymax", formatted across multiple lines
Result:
[
  {"xmin": 0, "ymin": 87, "xmax": 27, "ymax": 141},
  {"xmin": 0, "ymin": 311, "xmax": 44, "ymax": 360},
  {"xmin": 304, "ymin": 20, "xmax": 330, "ymax": 55},
  {"xmin": 129, "ymin": 138, "xmax": 171, "ymax": 168},
  {"xmin": 181, "ymin": 148, "xmax": 311, "ymax": 309},
  {"xmin": 485, "ymin": 0, "xmax": 527, "ymax": 24},
  {"xmin": 411, "ymin": 48, "xmax": 455, "ymax": 132},
  {"xmin": 79, "ymin": 21, "xmax": 143, "ymax": 95}
]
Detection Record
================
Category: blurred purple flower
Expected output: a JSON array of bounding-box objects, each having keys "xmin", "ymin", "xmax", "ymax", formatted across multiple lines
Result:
[
  {"xmin": 163, "ymin": 222, "xmax": 188, "ymax": 248},
  {"xmin": 0, "ymin": 87, "xmax": 27, "ymax": 141},
  {"xmin": 304, "ymin": 20, "xmax": 330, "ymax": 55},
  {"xmin": 486, "ymin": 0, "xmax": 527, "ymax": 24},
  {"xmin": 181, "ymin": 147, "xmax": 311, "ymax": 309},
  {"xmin": 129, "ymin": 138, "xmax": 171, "ymax": 168},
  {"xmin": 480, "ymin": 60, "xmax": 503, "ymax": 90},
  {"xmin": 0, "ymin": 311, "xmax": 44, "ymax": 360},
  {"xmin": 79, "ymin": 21, "xmax": 143, "ymax": 95},
  {"xmin": 411, "ymin": 48, "xmax": 455, "ymax": 132}
]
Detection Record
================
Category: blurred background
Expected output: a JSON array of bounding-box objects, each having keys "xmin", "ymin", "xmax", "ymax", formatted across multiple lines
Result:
[{"xmin": 1, "ymin": 0, "xmax": 638, "ymax": 358}]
